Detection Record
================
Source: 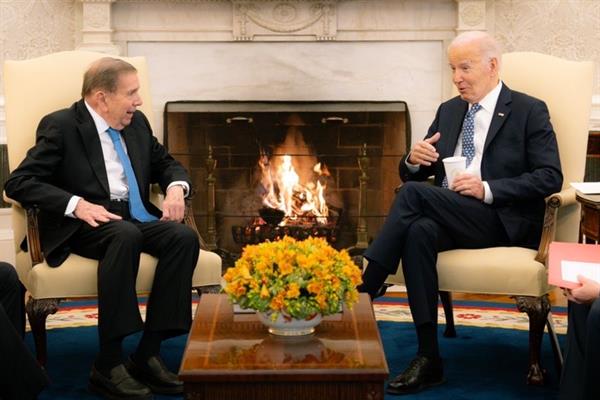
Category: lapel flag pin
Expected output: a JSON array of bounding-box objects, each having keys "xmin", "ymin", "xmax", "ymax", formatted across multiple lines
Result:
[{"xmin": 498, "ymin": 112, "xmax": 505, "ymax": 117}]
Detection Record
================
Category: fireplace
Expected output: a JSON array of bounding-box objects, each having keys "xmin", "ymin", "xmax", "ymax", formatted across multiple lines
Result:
[{"xmin": 164, "ymin": 101, "xmax": 409, "ymax": 263}]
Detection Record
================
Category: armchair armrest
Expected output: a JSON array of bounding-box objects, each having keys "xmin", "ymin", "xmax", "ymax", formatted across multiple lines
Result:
[
  {"xmin": 3, "ymin": 191, "xmax": 44, "ymax": 266},
  {"xmin": 150, "ymin": 185, "xmax": 209, "ymax": 250},
  {"xmin": 25, "ymin": 207, "xmax": 44, "ymax": 265},
  {"xmin": 535, "ymin": 187, "xmax": 576, "ymax": 263},
  {"xmin": 3, "ymin": 191, "xmax": 21, "ymax": 207},
  {"xmin": 546, "ymin": 186, "xmax": 577, "ymax": 207},
  {"xmin": 183, "ymin": 198, "xmax": 208, "ymax": 250}
]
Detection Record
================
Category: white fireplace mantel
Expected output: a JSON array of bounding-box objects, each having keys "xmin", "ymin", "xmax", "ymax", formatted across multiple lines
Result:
[
  {"xmin": 77, "ymin": 0, "xmax": 491, "ymax": 45},
  {"xmin": 74, "ymin": 0, "xmax": 489, "ymax": 144}
]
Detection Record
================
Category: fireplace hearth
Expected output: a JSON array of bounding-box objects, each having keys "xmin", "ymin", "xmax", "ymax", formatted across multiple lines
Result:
[{"xmin": 164, "ymin": 101, "xmax": 409, "ymax": 265}]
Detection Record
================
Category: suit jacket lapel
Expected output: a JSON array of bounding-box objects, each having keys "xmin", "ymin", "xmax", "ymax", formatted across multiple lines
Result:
[
  {"xmin": 443, "ymin": 100, "xmax": 468, "ymax": 158},
  {"xmin": 76, "ymin": 100, "xmax": 110, "ymax": 196},
  {"xmin": 484, "ymin": 85, "xmax": 512, "ymax": 153}
]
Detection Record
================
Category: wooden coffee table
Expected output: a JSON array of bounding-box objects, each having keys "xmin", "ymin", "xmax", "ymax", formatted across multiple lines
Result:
[{"xmin": 179, "ymin": 293, "xmax": 389, "ymax": 400}]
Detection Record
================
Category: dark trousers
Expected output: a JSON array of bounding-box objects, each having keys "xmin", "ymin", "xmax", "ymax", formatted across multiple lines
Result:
[
  {"xmin": 69, "ymin": 218, "xmax": 199, "ymax": 343},
  {"xmin": 559, "ymin": 298, "xmax": 600, "ymax": 400},
  {"xmin": 364, "ymin": 182, "xmax": 509, "ymax": 327},
  {"xmin": 0, "ymin": 261, "xmax": 25, "ymax": 337},
  {"xmin": 0, "ymin": 262, "xmax": 49, "ymax": 400}
]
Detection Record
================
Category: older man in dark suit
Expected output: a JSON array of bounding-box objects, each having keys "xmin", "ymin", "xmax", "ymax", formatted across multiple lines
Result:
[
  {"xmin": 359, "ymin": 31, "xmax": 563, "ymax": 395},
  {"xmin": 5, "ymin": 57, "xmax": 199, "ymax": 399}
]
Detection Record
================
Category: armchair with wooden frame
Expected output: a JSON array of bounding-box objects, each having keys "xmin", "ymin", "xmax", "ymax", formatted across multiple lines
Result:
[
  {"xmin": 384, "ymin": 52, "xmax": 594, "ymax": 385},
  {"xmin": 3, "ymin": 51, "xmax": 223, "ymax": 366}
]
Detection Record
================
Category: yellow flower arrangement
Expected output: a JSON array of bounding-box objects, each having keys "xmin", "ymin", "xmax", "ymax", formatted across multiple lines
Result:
[{"xmin": 223, "ymin": 236, "xmax": 363, "ymax": 320}]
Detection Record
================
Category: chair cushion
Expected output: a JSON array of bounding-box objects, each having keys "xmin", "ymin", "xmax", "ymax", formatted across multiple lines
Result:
[
  {"xmin": 385, "ymin": 247, "xmax": 551, "ymax": 297},
  {"xmin": 21, "ymin": 249, "xmax": 222, "ymax": 299}
]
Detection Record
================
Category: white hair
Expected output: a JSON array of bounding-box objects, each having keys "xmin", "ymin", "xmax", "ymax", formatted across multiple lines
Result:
[{"xmin": 449, "ymin": 31, "xmax": 502, "ymax": 71}]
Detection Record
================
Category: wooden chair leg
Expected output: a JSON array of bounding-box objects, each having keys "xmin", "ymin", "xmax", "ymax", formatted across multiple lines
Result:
[
  {"xmin": 439, "ymin": 291, "xmax": 456, "ymax": 338},
  {"xmin": 514, "ymin": 294, "xmax": 550, "ymax": 386},
  {"xmin": 546, "ymin": 312, "xmax": 563, "ymax": 376},
  {"xmin": 25, "ymin": 296, "xmax": 60, "ymax": 367}
]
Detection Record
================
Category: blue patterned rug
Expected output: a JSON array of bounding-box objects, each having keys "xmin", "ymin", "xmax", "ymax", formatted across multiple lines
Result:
[{"xmin": 29, "ymin": 296, "xmax": 565, "ymax": 399}]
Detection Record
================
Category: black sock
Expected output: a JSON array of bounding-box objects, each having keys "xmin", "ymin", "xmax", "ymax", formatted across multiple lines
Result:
[
  {"xmin": 416, "ymin": 322, "xmax": 439, "ymax": 359},
  {"xmin": 133, "ymin": 330, "xmax": 163, "ymax": 363},
  {"xmin": 357, "ymin": 260, "xmax": 389, "ymax": 299},
  {"xmin": 96, "ymin": 337, "xmax": 123, "ymax": 375}
]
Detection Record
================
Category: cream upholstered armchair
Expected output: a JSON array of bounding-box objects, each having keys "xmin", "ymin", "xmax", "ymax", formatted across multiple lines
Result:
[
  {"xmin": 384, "ymin": 52, "xmax": 594, "ymax": 385},
  {"xmin": 3, "ymin": 51, "xmax": 222, "ymax": 365}
]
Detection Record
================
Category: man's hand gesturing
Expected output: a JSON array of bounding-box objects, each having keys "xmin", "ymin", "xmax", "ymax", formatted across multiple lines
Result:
[{"xmin": 408, "ymin": 132, "xmax": 441, "ymax": 166}]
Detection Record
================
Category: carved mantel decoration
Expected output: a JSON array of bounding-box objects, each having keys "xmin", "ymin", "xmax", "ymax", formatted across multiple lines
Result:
[
  {"xmin": 232, "ymin": 0, "xmax": 338, "ymax": 41},
  {"xmin": 455, "ymin": 0, "xmax": 486, "ymax": 32},
  {"xmin": 79, "ymin": 0, "xmax": 119, "ymax": 54}
]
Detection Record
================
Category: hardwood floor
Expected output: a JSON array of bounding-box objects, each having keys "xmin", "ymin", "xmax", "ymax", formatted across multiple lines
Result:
[{"xmin": 452, "ymin": 287, "xmax": 567, "ymax": 307}]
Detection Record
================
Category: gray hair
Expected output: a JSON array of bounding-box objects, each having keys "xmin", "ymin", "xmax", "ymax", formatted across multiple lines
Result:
[
  {"xmin": 81, "ymin": 57, "xmax": 137, "ymax": 98},
  {"xmin": 449, "ymin": 31, "xmax": 502, "ymax": 70}
]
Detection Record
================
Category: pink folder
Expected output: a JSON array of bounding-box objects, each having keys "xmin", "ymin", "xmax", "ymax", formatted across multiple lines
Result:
[{"xmin": 548, "ymin": 241, "xmax": 600, "ymax": 289}]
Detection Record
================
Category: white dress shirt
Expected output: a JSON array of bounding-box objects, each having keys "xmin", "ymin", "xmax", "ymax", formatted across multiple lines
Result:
[
  {"xmin": 64, "ymin": 102, "xmax": 189, "ymax": 216},
  {"xmin": 407, "ymin": 81, "xmax": 503, "ymax": 204}
]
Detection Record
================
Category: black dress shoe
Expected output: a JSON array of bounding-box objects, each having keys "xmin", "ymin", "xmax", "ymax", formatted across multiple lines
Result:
[
  {"xmin": 357, "ymin": 283, "xmax": 391, "ymax": 300},
  {"xmin": 374, "ymin": 283, "xmax": 392, "ymax": 299},
  {"xmin": 89, "ymin": 364, "xmax": 153, "ymax": 400},
  {"xmin": 386, "ymin": 355, "xmax": 445, "ymax": 395},
  {"xmin": 125, "ymin": 355, "xmax": 183, "ymax": 395}
]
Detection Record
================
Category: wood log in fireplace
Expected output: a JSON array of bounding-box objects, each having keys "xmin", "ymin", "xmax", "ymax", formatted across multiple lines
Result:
[{"xmin": 164, "ymin": 101, "xmax": 409, "ymax": 258}]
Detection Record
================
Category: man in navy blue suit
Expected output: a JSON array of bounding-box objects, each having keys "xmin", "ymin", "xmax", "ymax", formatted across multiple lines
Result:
[{"xmin": 359, "ymin": 31, "xmax": 562, "ymax": 395}]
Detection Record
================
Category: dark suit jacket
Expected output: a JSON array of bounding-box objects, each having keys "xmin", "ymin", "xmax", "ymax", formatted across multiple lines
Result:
[
  {"xmin": 5, "ymin": 99, "xmax": 191, "ymax": 267},
  {"xmin": 399, "ymin": 84, "xmax": 563, "ymax": 248}
]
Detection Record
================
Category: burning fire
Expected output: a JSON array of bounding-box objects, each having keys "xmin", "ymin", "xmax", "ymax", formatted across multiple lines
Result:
[{"xmin": 259, "ymin": 153, "xmax": 330, "ymax": 225}]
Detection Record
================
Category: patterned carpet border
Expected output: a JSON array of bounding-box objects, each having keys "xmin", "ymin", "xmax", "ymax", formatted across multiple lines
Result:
[
  {"xmin": 34, "ymin": 296, "xmax": 568, "ymax": 334},
  {"xmin": 374, "ymin": 301, "xmax": 567, "ymax": 334}
]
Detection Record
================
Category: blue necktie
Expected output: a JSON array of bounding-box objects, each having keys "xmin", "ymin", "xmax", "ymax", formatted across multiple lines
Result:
[
  {"xmin": 106, "ymin": 128, "xmax": 158, "ymax": 222},
  {"xmin": 442, "ymin": 103, "xmax": 482, "ymax": 188}
]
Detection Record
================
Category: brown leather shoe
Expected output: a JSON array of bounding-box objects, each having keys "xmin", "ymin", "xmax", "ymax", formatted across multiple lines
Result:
[
  {"xmin": 125, "ymin": 356, "xmax": 183, "ymax": 395},
  {"xmin": 89, "ymin": 364, "xmax": 153, "ymax": 400},
  {"xmin": 386, "ymin": 355, "xmax": 445, "ymax": 395}
]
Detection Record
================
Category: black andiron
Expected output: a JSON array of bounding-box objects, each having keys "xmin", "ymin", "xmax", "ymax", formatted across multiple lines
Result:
[
  {"xmin": 203, "ymin": 143, "xmax": 375, "ymax": 270},
  {"xmin": 205, "ymin": 145, "xmax": 218, "ymax": 251},
  {"xmin": 346, "ymin": 143, "xmax": 371, "ymax": 270}
]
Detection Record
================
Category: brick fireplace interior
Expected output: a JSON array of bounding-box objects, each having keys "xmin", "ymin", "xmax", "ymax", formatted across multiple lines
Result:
[{"xmin": 165, "ymin": 101, "xmax": 410, "ymax": 265}]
